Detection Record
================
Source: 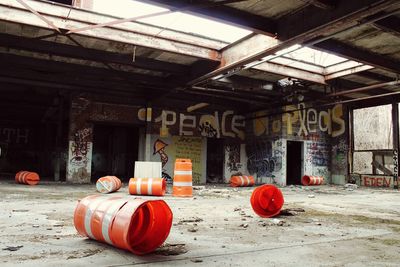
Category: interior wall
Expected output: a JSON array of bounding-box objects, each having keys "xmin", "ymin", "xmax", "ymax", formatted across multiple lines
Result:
[
  {"xmin": 247, "ymin": 103, "xmax": 348, "ymax": 185},
  {"xmin": 149, "ymin": 135, "xmax": 207, "ymax": 184}
]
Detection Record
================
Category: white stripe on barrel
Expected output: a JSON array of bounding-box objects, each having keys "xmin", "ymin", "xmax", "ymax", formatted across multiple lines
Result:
[
  {"xmin": 239, "ymin": 176, "xmax": 245, "ymax": 186},
  {"xmin": 84, "ymin": 196, "xmax": 105, "ymax": 239},
  {"xmin": 101, "ymin": 198, "xmax": 127, "ymax": 245},
  {"xmin": 173, "ymin": 181, "xmax": 192, "ymax": 187},
  {"xmin": 244, "ymin": 176, "xmax": 250, "ymax": 186},
  {"xmin": 136, "ymin": 178, "xmax": 142, "ymax": 194},
  {"xmin": 174, "ymin": 170, "xmax": 192, "ymax": 175},
  {"xmin": 147, "ymin": 178, "xmax": 153, "ymax": 195}
]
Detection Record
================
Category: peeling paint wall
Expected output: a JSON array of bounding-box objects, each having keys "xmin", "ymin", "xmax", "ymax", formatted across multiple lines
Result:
[
  {"xmin": 247, "ymin": 103, "xmax": 348, "ymax": 185},
  {"xmin": 149, "ymin": 135, "xmax": 207, "ymax": 184}
]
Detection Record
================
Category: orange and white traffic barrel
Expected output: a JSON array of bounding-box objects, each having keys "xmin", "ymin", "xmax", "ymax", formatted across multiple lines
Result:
[
  {"xmin": 96, "ymin": 176, "xmax": 122, "ymax": 193},
  {"xmin": 128, "ymin": 178, "xmax": 166, "ymax": 196},
  {"xmin": 301, "ymin": 175, "xmax": 324, "ymax": 186},
  {"xmin": 15, "ymin": 171, "xmax": 40, "ymax": 185},
  {"xmin": 173, "ymin": 159, "xmax": 193, "ymax": 197},
  {"xmin": 250, "ymin": 184, "xmax": 284, "ymax": 218},
  {"xmin": 230, "ymin": 175, "xmax": 255, "ymax": 187},
  {"xmin": 74, "ymin": 195, "xmax": 173, "ymax": 255}
]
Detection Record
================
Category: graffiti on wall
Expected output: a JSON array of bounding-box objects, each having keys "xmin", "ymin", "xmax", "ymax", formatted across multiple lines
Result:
[
  {"xmin": 253, "ymin": 103, "xmax": 345, "ymax": 138},
  {"xmin": 153, "ymin": 139, "xmax": 172, "ymax": 183},
  {"xmin": 138, "ymin": 108, "xmax": 245, "ymax": 140},
  {"xmin": 70, "ymin": 128, "xmax": 91, "ymax": 167},
  {"xmin": 361, "ymin": 175, "xmax": 393, "ymax": 187},
  {"xmin": 332, "ymin": 138, "xmax": 348, "ymax": 172},
  {"xmin": 0, "ymin": 128, "xmax": 29, "ymax": 144},
  {"xmin": 306, "ymin": 142, "xmax": 329, "ymax": 167},
  {"xmin": 246, "ymin": 139, "xmax": 282, "ymax": 178},
  {"xmin": 225, "ymin": 144, "xmax": 241, "ymax": 172}
]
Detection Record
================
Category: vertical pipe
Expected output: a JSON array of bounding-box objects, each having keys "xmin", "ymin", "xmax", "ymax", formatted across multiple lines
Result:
[
  {"xmin": 348, "ymin": 108, "xmax": 354, "ymax": 177},
  {"xmin": 392, "ymin": 103, "xmax": 399, "ymax": 189}
]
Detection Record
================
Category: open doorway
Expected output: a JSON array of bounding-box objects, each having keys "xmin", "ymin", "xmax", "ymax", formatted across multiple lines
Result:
[
  {"xmin": 206, "ymin": 138, "xmax": 224, "ymax": 183},
  {"xmin": 286, "ymin": 141, "xmax": 303, "ymax": 185},
  {"xmin": 91, "ymin": 124, "xmax": 139, "ymax": 183}
]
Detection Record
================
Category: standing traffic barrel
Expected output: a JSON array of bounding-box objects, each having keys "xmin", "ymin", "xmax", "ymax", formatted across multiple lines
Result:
[
  {"xmin": 15, "ymin": 171, "xmax": 40, "ymax": 185},
  {"xmin": 301, "ymin": 175, "xmax": 324, "ymax": 186},
  {"xmin": 74, "ymin": 195, "xmax": 173, "ymax": 255},
  {"xmin": 96, "ymin": 176, "xmax": 122, "ymax": 193},
  {"xmin": 129, "ymin": 178, "xmax": 166, "ymax": 196},
  {"xmin": 250, "ymin": 184, "xmax": 284, "ymax": 218},
  {"xmin": 230, "ymin": 175, "xmax": 255, "ymax": 187},
  {"xmin": 173, "ymin": 159, "xmax": 193, "ymax": 197}
]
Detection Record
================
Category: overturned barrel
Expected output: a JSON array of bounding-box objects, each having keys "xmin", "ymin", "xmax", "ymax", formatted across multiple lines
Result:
[
  {"xmin": 301, "ymin": 175, "xmax": 324, "ymax": 186},
  {"xmin": 129, "ymin": 177, "xmax": 166, "ymax": 196},
  {"xmin": 230, "ymin": 175, "xmax": 255, "ymax": 187},
  {"xmin": 96, "ymin": 176, "xmax": 122, "ymax": 193},
  {"xmin": 250, "ymin": 184, "xmax": 284, "ymax": 218},
  {"xmin": 15, "ymin": 171, "xmax": 40, "ymax": 185},
  {"xmin": 74, "ymin": 195, "xmax": 173, "ymax": 255}
]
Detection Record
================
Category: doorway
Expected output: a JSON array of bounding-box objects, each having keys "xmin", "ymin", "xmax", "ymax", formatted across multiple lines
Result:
[
  {"xmin": 286, "ymin": 141, "xmax": 303, "ymax": 185},
  {"xmin": 91, "ymin": 124, "xmax": 139, "ymax": 183},
  {"xmin": 206, "ymin": 138, "xmax": 224, "ymax": 183}
]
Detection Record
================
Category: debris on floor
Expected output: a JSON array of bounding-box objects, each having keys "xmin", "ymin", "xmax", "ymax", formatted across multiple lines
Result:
[
  {"xmin": 179, "ymin": 217, "xmax": 203, "ymax": 223},
  {"xmin": 2, "ymin": 246, "xmax": 23, "ymax": 252},
  {"xmin": 155, "ymin": 243, "xmax": 188, "ymax": 256}
]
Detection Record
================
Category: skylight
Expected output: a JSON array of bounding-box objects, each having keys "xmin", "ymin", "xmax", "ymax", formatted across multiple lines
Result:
[
  {"xmin": 91, "ymin": 0, "xmax": 252, "ymax": 45},
  {"xmin": 284, "ymin": 46, "xmax": 348, "ymax": 67}
]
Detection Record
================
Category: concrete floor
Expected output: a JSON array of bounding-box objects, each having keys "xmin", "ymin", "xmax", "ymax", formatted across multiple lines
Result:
[{"xmin": 0, "ymin": 182, "xmax": 400, "ymax": 267}]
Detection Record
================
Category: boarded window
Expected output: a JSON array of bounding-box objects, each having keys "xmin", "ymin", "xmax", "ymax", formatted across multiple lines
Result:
[
  {"xmin": 353, "ymin": 152, "xmax": 373, "ymax": 174},
  {"xmin": 353, "ymin": 105, "xmax": 392, "ymax": 150}
]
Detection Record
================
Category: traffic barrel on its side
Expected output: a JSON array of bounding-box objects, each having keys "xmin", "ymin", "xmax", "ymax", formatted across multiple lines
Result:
[
  {"xmin": 250, "ymin": 184, "xmax": 284, "ymax": 218},
  {"xmin": 73, "ymin": 195, "xmax": 173, "ymax": 255}
]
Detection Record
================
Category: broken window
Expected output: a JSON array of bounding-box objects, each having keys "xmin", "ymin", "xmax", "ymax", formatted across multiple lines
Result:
[{"xmin": 352, "ymin": 104, "xmax": 393, "ymax": 175}]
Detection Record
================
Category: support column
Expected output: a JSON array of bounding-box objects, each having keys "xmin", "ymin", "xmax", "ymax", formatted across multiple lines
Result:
[
  {"xmin": 392, "ymin": 103, "xmax": 399, "ymax": 189},
  {"xmin": 144, "ymin": 105, "xmax": 153, "ymax": 161}
]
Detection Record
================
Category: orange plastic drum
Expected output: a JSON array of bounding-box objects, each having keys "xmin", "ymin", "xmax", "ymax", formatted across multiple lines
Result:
[
  {"xmin": 173, "ymin": 159, "xmax": 192, "ymax": 197},
  {"xmin": 129, "ymin": 178, "xmax": 166, "ymax": 196},
  {"xmin": 15, "ymin": 171, "xmax": 40, "ymax": 185},
  {"xmin": 230, "ymin": 175, "xmax": 255, "ymax": 187},
  {"xmin": 250, "ymin": 184, "xmax": 284, "ymax": 218},
  {"xmin": 74, "ymin": 195, "xmax": 173, "ymax": 255},
  {"xmin": 96, "ymin": 176, "xmax": 122, "ymax": 193},
  {"xmin": 301, "ymin": 175, "xmax": 324, "ymax": 186}
]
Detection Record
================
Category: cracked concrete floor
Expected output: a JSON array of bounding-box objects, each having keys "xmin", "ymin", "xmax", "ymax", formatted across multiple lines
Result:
[{"xmin": 0, "ymin": 181, "xmax": 400, "ymax": 267}]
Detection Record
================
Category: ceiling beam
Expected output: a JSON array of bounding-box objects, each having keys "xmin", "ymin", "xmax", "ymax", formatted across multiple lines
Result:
[
  {"xmin": 0, "ymin": 33, "xmax": 188, "ymax": 75},
  {"xmin": 314, "ymin": 39, "xmax": 400, "ymax": 74},
  {"xmin": 185, "ymin": 0, "xmax": 399, "ymax": 86},
  {"xmin": 253, "ymin": 62, "xmax": 326, "ymax": 84},
  {"xmin": 325, "ymin": 65, "xmax": 374, "ymax": 80},
  {"xmin": 0, "ymin": 0, "xmax": 221, "ymax": 61},
  {"xmin": 140, "ymin": 0, "xmax": 277, "ymax": 36},
  {"xmin": 373, "ymin": 15, "xmax": 400, "ymax": 37},
  {"xmin": 303, "ymin": 0, "xmax": 336, "ymax": 10}
]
